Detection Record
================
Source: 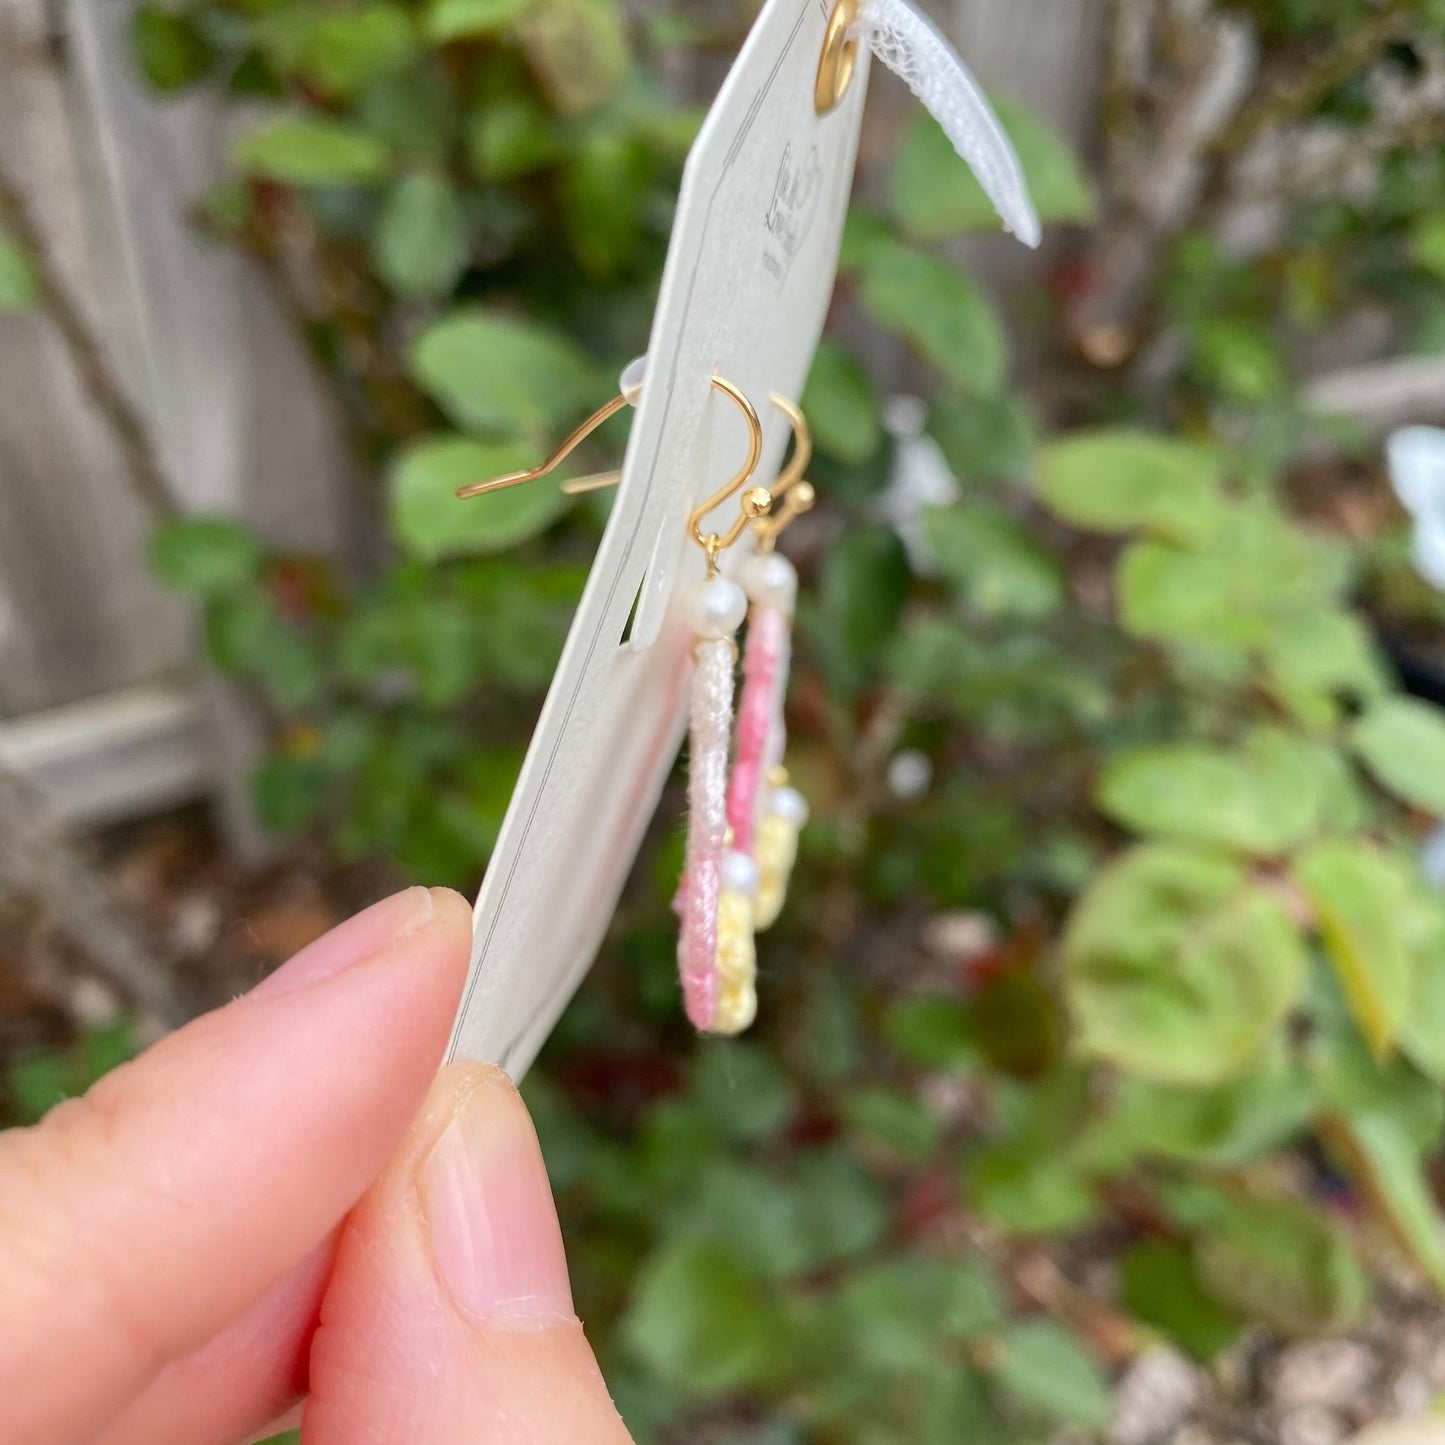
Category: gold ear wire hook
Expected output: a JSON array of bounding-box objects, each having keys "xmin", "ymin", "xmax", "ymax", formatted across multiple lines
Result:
[
  {"xmin": 457, "ymin": 375, "xmax": 770, "ymax": 568},
  {"xmin": 752, "ymin": 395, "xmax": 816, "ymax": 555},
  {"xmin": 455, "ymin": 392, "xmax": 633, "ymax": 499},
  {"xmin": 688, "ymin": 376, "xmax": 770, "ymax": 571},
  {"xmin": 769, "ymin": 394, "xmax": 812, "ymax": 501},
  {"xmin": 563, "ymin": 390, "xmax": 806, "ymax": 502}
]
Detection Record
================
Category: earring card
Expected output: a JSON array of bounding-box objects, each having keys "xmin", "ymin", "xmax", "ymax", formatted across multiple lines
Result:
[{"xmin": 447, "ymin": 0, "xmax": 869, "ymax": 1080}]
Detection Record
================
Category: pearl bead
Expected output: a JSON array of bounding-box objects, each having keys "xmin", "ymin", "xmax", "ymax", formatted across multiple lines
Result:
[
  {"xmin": 686, "ymin": 576, "xmax": 747, "ymax": 639},
  {"xmin": 721, "ymin": 848, "xmax": 760, "ymax": 897},
  {"xmin": 740, "ymin": 551, "xmax": 798, "ymax": 612},
  {"xmin": 771, "ymin": 785, "xmax": 809, "ymax": 828}
]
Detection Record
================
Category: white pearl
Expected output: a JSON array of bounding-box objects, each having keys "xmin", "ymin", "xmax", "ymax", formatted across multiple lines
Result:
[
  {"xmin": 686, "ymin": 576, "xmax": 747, "ymax": 639},
  {"xmin": 771, "ymin": 785, "xmax": 809, "ymax": 828},
  {"xmin": 740, "ymin": 551, "xmax": 798, "ymax": 612},
  {"xmin": 721, "ymin": 848, "xmax": 760, "ymax": 896}
]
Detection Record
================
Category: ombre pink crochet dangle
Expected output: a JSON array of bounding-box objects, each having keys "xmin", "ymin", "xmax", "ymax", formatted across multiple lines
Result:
[
  {"xmin": 675, "ymin": 573, "xmax": 747, "ymax": 1032},
  {"xmin": 727, "ymin": 558, "xmax": 794, "ymax": 856}
]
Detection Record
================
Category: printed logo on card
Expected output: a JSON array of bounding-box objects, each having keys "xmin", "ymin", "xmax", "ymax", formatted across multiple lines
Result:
[{"xmin": 762, "ymin": 142, "xmax": 822, "ymax": 285}]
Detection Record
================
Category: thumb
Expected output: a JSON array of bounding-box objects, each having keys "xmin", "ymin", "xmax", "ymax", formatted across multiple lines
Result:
[{"xmin": 302, "ymin": 1062, "xmax": 634, "ymax": 1445}]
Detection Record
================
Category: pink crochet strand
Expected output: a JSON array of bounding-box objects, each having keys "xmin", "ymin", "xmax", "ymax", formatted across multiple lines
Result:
[
  {"xmin": 676, "ymin": 637, "xmax": 735, "ymax": 1031},
  {"xmin": 726, "ymin": 604, "xmax": 788, "ymax": 854}
]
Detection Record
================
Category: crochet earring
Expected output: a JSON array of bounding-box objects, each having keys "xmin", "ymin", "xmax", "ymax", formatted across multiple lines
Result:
[
  {"xmin": 456, "ymin": 365, "xmax": 775, "ymax": 1036},
  {"xmin": 673, "ymin": 382, "xmax": 775, "ymax": 1036},
  {"xmin": 702, "ymin": 400, "xmax": 815, "ymax": 1035}
]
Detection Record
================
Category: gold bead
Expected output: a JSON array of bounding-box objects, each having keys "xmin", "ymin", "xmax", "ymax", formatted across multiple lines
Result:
[{"xmin": 741, "ymin": 486, "xmax": 772, "ymax": 519}]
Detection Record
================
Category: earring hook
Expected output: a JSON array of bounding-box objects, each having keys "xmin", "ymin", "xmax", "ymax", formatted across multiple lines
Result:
[
  {"xmin": 750, "ymin": 395, "xmax": 817, "ymax": 554},
  {"xmin": 458, "ymin": 367, "xmax": 771, "ymax": 568},
  {"xmin": 454, "ymin": 365, "xmax": 642, "ymax": 499},
  {"xmin": 688, "ymin": 376, "xmax": 771, "ymax": 571},
  {"xmin": 768, "ymin": 394, "xmax": 812, "ymax": 500}
]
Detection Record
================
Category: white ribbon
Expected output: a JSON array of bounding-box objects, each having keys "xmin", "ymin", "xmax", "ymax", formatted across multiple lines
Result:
[{"xmin": 854, "ymin": 0, "xmax": 1041, "ymax": 248}]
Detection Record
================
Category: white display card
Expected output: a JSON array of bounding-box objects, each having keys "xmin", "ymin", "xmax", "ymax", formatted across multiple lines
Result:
[{"xmin": 448, "ymin": 0, "xmax": 869, "ymax": 1078}]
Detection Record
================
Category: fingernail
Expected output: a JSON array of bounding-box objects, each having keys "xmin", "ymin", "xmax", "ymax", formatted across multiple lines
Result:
[
  {"xmin": 251, "ymin": 887, "xmax": 437, "ymax": 1001},
  {"xmin": 421, "ymin": 1073, "xmax": 575, "ymax": 1325}
]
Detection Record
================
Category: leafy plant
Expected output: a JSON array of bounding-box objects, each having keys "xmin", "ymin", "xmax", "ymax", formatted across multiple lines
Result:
[{"xmin": 125, "ymin": 1, "xmax": 1445, "ymax": 1440}]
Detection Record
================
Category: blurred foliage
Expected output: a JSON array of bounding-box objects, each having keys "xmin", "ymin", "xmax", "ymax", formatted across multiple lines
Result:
[
  {"xmin": 0, "ymin": 232, "xmax": 39, "ymax": 312},
  {"xmin": 98, "ymin": 0, "xmax": 1445, "ymax": 1438}
]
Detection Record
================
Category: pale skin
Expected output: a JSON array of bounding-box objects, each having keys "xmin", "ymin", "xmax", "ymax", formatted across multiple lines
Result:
[{"xmin": 0, "ymin": 886, "xmax": 637, "ymax": 1445}]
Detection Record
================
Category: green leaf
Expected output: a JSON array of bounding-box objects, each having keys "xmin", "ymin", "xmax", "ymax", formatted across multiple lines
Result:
[
  {"xmin": 374, "ymin": 173, "xmax": 468, "ymax": 299},
  {"xmin": 883, "ymin": 993, "xmax": 976, "ymax": 1068},
  {"xmin": 1120, "ymin": 1240, "xmax": 1240, "ymax": 1360},
  {"xmin": 1409, "ymin": 212, "xmax": 1445, "ymax": 281},
  {"xmin": 1118, "ymin": 502, "xmax": 1346, "ymax": 651},
  {"xmin": 1294, "ymin": 840, "xmax": 1413, "ymax": 1057},
  {"xmin": 801, "ymin": 341, "xmax": 881, "ymax": 464},
  {"xmin": 519, "ymin": 0, "xmax": 629, "ymax": 115},
  {"xmin": 1351, "ymin": 697, "xmax": 1445, "ymax": 815},
  {"xmin": 1311, "ymin": 1017, "xmax": 1444, "ymax": 1152},
  {"xmin": 965, "ymin": 1146, "xmax": 1097, "ymax": 1233},
  {"xmin": 927, "ymin": 391, "xmax": 1035, "ymax": 485},
  {"xmin": 361, "ymin": 72, "xmax": 457, "ymax": 159},
  {"xmin": 1399, "ymin": 895, "xmax": 1445, "ymax": 1081},
  {"xmin": 423, "ymin": 0, "xmax": 528, "ymax": 42},
  {"xmin": 130, "ymin": 5, "xmax": 214, "ymax": 92},
  {"xmin": 1118, "ymin": 539, "xmax": 1263, "ymax": 650},
  {"xmin": 838, "ymin": 1256, "xmax": 1001, "ymax": 1370},
  {"xmin": 1095, "ymin": 739, "xmax": 1320, "ymax": 856},
  {"xmin": 389, "ymin": 436, "xmax": 567, "ymax": 561},
  {"xmin": 1329, "ymin": 1112, "xmax": 1445, "ymax": 1290},
  {"xmin": 1265, "ymin": 608, "xmax": 1387, "ymax": 702},
  {"xmin": 293, "ymin": 5, "xmax": 415, "ymax": 97},
  {"xmin": 1193, "ymin": 1196, "xmax": 1368, "ymax": 1333},
  {"xmin": 669, "ymin": 1161, "xmax": 813, "ymax": 1279},
  {"xmin": 1064, "ymin": 845, "xmax": 1306, "ymax": 1084},
  {"xmin": 1079, "ymin": 1061, "xmax": 1314, "ymax": 1172},
  {"xmin": 892, "ymin": 99, "xmax": 1095, "ymax": 239},
  {"xmin": 149, "ymin": 517, "xmax": 265, "ymax": 598},
  {"xmin": 692, "ymin": 1040, "xmax": 798, "ymax": 1143},
  {"xmin": 254, "ymin": 752, "xmax": 327, "ymax": 833},
  {"xmin": 793, "ymin": 1148, "xmax": 890, "ymax": 1264},
  {"xmin": 233, "ymin": 117, "xmax": 390, "ymax": 185},
  {"xmin": 468, "ymin": 96, "xmax": 564, "ymax": 182},
  {"xmin": 1192, "ymin": 316, "xmax": 1288, "ymax": 403},
  {"xmin": 925, "ymin": 502, "xmax": 1062, "ymax": 620},
  {"xmin": 1035, "ymin": 429, "xmax": 1222, "ymax": 545},
  {"xmin": 839, "ymin": 207, "xmax": 893, "ymax": 272},
  {"xmin": 843, "ymin": 1086, "xmax": 943, "ymax": 1158},
  {"xmin": 0, "ymin": 235, "xmax": 39, "ymax": 312},
  {"xmin": 858, "ymin": 243, "xmax": 1005, "ymax": 393},
  {"xmin": 623, "ymin": 1239, "xmax": 780, "ymax": 1395},
  {"xmin": 407, "ymin": 307, "xmax": 596, "ymax": 437},
  {"xmin": 561, "ymin": 130, "xmax": 650, "ymax": 277},
  {"xmin": 812, "ymin": 526, "xmax": 911, "ymax": 698},
  {"xmin": 991, "ymin": 1321, "xmax": 1112, "ymax": 1428},
  {"xmin": 7, "ymin": 1049, "xmax": 68, "ymax": 1123},
  {"xmin": 919, "ymin": 1362, "xmax": 992, "ymax": 1445}
]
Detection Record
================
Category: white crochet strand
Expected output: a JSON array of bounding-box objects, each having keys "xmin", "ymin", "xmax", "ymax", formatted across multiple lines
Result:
[
  {"xmin": 677, "ymin": 636, "xmax": 736, "ymax": 1031},
  {"xmin": 854, "ymin": 0, "xmax": 1041, "ymax": 248}
]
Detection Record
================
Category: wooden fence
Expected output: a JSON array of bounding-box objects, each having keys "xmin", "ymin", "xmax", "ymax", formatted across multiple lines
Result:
[{"xmin": 0, "ymin": 0, "xmax": 1105, "ymax": 840}]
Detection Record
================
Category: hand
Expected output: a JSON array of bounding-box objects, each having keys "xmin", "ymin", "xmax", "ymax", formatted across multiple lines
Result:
[{"xmin": 1, "ymin": 887, "xmax": 634, "ymax": 1445}]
